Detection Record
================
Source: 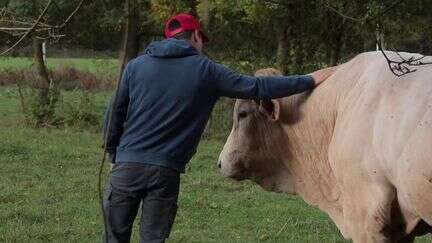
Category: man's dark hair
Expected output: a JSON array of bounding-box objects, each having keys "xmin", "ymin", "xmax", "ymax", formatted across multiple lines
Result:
[{"xmin": 168, "ymin": 19, "xmax": 193, "ymax": 40}]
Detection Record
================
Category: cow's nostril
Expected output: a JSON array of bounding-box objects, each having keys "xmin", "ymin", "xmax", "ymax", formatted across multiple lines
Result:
[{"xmin": 217, "ymin": 161, "xmax": 222, "ymax": 169}]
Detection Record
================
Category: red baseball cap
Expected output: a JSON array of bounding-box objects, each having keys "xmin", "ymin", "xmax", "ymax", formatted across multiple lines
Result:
[{"xmin": 164, "ymin": 13, "xmax": 209, "ymax": 43}]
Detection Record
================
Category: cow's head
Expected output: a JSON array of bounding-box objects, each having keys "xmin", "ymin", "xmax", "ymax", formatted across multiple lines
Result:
[{"xmin": 218, "ymin": 68, "xmax": 295, "ymax": 193}]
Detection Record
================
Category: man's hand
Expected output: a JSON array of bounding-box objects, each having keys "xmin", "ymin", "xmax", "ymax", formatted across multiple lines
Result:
[{"xmin": 311, "ymin": 66, "xmax": 337, "ymax": 86}]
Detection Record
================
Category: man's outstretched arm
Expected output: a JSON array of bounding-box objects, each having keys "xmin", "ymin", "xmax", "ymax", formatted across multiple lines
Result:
[{"xmin": 208, "ymin": 60, "xmax": 336, "ymax": 99}]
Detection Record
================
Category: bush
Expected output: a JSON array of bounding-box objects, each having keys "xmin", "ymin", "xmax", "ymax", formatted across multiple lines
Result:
[
  {"xmin": 14, "ymin": 81, "xmax": 101, "ymax": 130},
  {"xmin": 51, "ymin": 66, "xmax": 115, "ymax": 91},
  {"xmin": 60, "ymin": 90, "xmax": 101, "ymax": 130},
  {"xmin": 1, "ymin": 59, "xmax": 266, "ymax": 135},
  {"xmin": 0, "ymin": 67, "xmax": 116, "ymax": 91},
  {"xmin": 29, "ymin": 82, "xmax": 62, "ymax": 127}
]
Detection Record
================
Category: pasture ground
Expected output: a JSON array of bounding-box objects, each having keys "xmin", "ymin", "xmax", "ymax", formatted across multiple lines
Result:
[
  {"xmin": 0, "ymin": 57, "xmax": 118, "ymax": 74},
  {"xmin": 1, "ymin": 58, "xmax": 431, "ymax": 242}
]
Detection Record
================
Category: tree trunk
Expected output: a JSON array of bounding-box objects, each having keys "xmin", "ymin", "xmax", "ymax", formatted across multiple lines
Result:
[
  {"xmin": 119, "ymin": 0, "xmax": 140, "ymax": 72},
  {"xmin": 33, "ymin": 38, "xmax": 51, "ymax": 125},
  {"xmin": 187, "ymin": 0, "xmax": 198, "ymax": 16},
  {"xmin": 326, "ymin": 13, "xmax": 345, "ymax": 66},
  {"xmin": 276, "ymin": 25, "xmax": 290, "ymax": 74},
  {"xmin": 376, "ymin": 28, "xmax": 385, "ymax": 51},
  {"xmin": 200, "ymin": 0, "xmax": 210, "ymax": 28},
  {"xmin": 328, "ymin": 47, "xmax": 340, "ymax": 66},
  {"xmin": 328, "ymin": 25, "xmax": 344, "ymax": 66}
]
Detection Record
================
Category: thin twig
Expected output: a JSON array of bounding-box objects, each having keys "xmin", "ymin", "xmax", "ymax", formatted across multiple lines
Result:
[
  {"xmin": 323, "ymin": 0, "xmax": 432, "ymax": 77},
  {"xmin": 0, "ymin": 19, "xmax": 53, "ymax": 28},
  {"xmin": 0, "ymin": 0, "xmax": 53, "ymax": 56},
  {"xmin": 321, "ymin": 0, "xmax": 407, "ymax": 24},
  {"xmin": 0, "ymin": 0, "xmax": 86, "ymax": 54},
  {"xmin": 0, "ymin": 27, "xmax": 51, "ymax": 31},
  {"xmin": 54, "ymin": 0, "xmax": 86, "ymax": 31},
  {"xmin": 256, "ymin": 0, "xmax": 300, "ymax": 7},
  {"xmin": 321, "ymin": 1, "xmax": 366, "ymax": 23},
  {"xmin": 370, "ymin": 0, "xmax": 406, "ymax": 21},
  {"xmin": 36, "ymin": 33, "xmax": 66, "ymax": 40},
  {"xmin": 394, "ymin": 51, "xmax": 429, "ymax": 64},
  {"xmin": 367, "ymin": 21, "xmax": 432, "ymax": 77}
]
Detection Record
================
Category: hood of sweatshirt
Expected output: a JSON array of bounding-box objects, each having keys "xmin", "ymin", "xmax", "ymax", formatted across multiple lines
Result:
[{"xmin": 145, "ymin": 38, "xmax": 199, "ymax": 58}]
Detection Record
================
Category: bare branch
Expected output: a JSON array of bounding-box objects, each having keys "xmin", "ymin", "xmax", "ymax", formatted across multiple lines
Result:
[
  {"xmin": 0, "ymin": 19, "xmax": 53, "ymax": 28},
  {"xmin": 321, "ymin": 0, "xmax": 407, "ymax": 24},
  {"xmin": 321, "ymin": 1, "xmax": 366, "ymax": 23},
  {"xmin": 256, "ymin": 0, "xmax": 302, "ymax": 7},
  {"xmin": 371, "ymin": 0, "xmax": 406, "ymax": 21},
  {"xmin": 55, "ymin": 0, "xmax": 86, "ymax": 30},
  {"xmin": 256, "ymin": 0, "xmax": 289, "ymax": 7},
  {"xmin": 0, "ymin": 7, "xmax": 6, "ymax": 18},
  {"xmin": 0, "ymin": 30, "xmax": 26, "ymax": 36},
  {"xmin": 36, "ymin": 33, "xmax": 66, "ymax": 40},
  {"xmin": 0, "ymin": 0, "xmax": 87, "ymax": 54},
  {"xmin": 322, "ymin": 0, "xmax": 432, "ymax": 77},
  {"xmin": 367, "ymin": 22, "xmax": 432, "ymax": 77},
  {"xmin": 0, "ymin": 27, "xmax": 51, "ymax": 31},
  {"xmin": 0, "ymin": 0, "xmax": 53, "ymax": 56}
]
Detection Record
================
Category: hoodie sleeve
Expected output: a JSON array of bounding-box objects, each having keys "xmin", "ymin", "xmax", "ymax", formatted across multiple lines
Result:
[
  {"xmin": 102, "ymin": 63, "xmax": 131, "ymax": 157},
  {"xmin": 207, "ymin": 60, "xmax": 315, "ymax": 99}
]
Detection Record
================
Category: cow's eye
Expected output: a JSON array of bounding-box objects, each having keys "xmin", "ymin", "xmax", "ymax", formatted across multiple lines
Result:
[{"xmin": 238, "ymin": 111, "xmax": 248, "ymax": 119}]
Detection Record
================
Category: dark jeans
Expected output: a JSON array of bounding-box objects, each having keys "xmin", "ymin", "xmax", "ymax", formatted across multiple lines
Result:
[{"xmin": 103, "ymin": 163, "xmax": 180, "ymax": 243}]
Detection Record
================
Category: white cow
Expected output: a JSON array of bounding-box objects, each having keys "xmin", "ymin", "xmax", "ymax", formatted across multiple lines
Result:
[{"xmin": 218, "ymin": 52, "xmax": 432, "ymax": 242}]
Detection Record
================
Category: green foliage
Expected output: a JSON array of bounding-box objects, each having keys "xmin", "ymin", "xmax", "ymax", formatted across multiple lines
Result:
[
  {"xmin": 1, "ymin": 1, "xmax": 432, "ymax": 240},
  {"xmin": 60, "ymin": 90, "xmax": 101, "ymax": 130},
  {"xmin": 24, "ymin": 87, "xmax": 104, "ymax": 130},
  {"xmin": 3, "ymin": 0, "xmax": 432, "ymax": 69},
  {"xmin": 0, "ymin": 64, "xmax": 107, "ymax": 130},
  {"xmin": 0, "ymin": 56, "xmax": 271, "ymax": 137},
  {"xmin": 150, "ymin": 0, "xmax": 196, "ymax": 23},
  {"xmin": 28, "ymin": 82, "xmax": 62, "ymax": 127}
]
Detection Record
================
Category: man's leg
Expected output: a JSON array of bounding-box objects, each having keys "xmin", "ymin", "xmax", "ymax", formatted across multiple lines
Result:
[
  {"xmin": 139, "ymin": 165, "xmax": 180, "ymax": 243},
  {"xmin": 103, "ymin": 163, "xmax": 146, "ymax": 243}
]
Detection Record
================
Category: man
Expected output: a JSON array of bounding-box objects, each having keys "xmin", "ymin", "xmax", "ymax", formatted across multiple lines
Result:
[{"xmin": 103, "ymin": 13, "xmax": 335, "ymax": 243}]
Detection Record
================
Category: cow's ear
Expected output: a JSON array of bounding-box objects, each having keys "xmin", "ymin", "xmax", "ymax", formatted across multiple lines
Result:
[{"xmin": 259, "ymin": 99, "xmax": 280, "ymax": 121}]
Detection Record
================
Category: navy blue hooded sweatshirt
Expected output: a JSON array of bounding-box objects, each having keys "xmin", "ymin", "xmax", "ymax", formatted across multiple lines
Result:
[{"xmin": 104, "ymin": 38, "xmax": 315, "ymax": 172}]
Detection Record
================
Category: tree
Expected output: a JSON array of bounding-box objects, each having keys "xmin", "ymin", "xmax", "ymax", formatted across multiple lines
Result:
[
  {"xmin": 119, "ymin": 0, "xmax": 140, "ymax": 72},
  {"xmin": 1, "ymin": 0, "xmax": 85, "ymax": 126},
  {"xmin": 199, "ymin": 0, "xmax": 211, "ymax": 28}
]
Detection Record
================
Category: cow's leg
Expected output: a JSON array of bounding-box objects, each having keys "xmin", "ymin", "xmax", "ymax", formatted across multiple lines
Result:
[
  {"xmin": 396, "ymin": 123, "xmax": 432, "ymax": 226},
  {"xmin": 398, "ymin": 163, "xmax": 432, "ymax": 226},
  {"xmin": 342, "ymin": 176, "xmax": 397, "ymax": 243}
]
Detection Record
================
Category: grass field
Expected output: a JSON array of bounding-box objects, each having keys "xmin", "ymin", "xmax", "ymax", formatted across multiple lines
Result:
[
  {"xmin": 0, "ymin": 57, "xmax": 118, "ymax": 74},
  {"xmin": 1, "ymin": 58, "xmax": 431, "ymax": 242}
]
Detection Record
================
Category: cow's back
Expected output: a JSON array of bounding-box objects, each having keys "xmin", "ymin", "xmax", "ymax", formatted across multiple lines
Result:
[{"xmin": 330, "ymin": 52, "xmax": 432, "ymax": 228}]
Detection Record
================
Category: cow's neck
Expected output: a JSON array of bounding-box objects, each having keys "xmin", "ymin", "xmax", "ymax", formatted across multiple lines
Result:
[
  {"xmin": 277, "ymin": 61, "xmax": 362, "ymax": 203},
  {"xmin": 256, "ymin": 61, "xmax": 363, "ymax": 237},
  {"xmin": 276, "ymin": 74, "xmax": 356, "ymax": 233},
  {"xmin": 280, "ymin": 90, "xmax": 340, "ymax": 201}
]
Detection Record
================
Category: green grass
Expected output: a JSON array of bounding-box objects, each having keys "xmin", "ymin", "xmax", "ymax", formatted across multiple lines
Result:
[
  {"xmin": 0, "ymin": 56, "xmax": 118, "ymax": 74},
  {"xmin": 1, "ymin": 84, "xmax": 432, "ymax": 241},
  {"xmin": 0, "ymin": 126, "xmax": 348, "ymax": 243}
]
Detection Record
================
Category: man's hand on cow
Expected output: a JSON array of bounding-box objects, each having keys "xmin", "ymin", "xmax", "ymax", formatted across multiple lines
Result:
[{"xmin": 310, "ymin": 66, "xmax": 337, "ymax": 86}]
